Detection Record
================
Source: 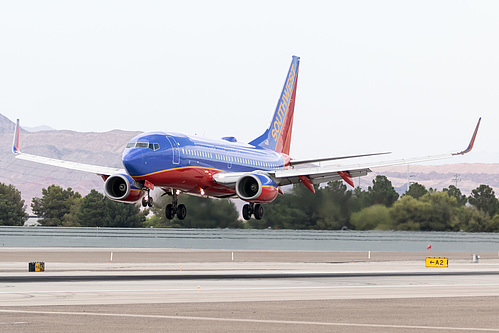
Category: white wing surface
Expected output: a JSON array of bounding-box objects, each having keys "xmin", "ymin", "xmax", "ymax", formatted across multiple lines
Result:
[{"xmin": 12, "ymin": 119, "xmax": 125, "ymax": 176}]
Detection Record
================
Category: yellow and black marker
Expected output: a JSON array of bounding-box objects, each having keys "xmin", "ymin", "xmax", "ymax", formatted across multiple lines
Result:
[
  {"xmin": 28, "ymin": 262, "xmax": 45, "ymax": 272},
  {"xmin": 425, "ymin": 257, "xmax": 448, "ymax": 267}
]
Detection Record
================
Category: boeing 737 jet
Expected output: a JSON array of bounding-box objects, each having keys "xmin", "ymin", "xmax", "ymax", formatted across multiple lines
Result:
[{"xmin": 12, "ymin": 56, "xmax": 481, "ymax": 220}]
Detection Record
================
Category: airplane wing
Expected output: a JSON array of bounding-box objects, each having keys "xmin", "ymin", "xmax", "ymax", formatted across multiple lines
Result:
[
  {"xmin": 288, "ymin": 152, "xmax": 391, "ymax": 167},
  {"xmin": 272, "ymin": 117, "xmax": 481, "ymax": 189},
  {"xmin": 214, "ymin": 117, "xmax": 481, "ymax": 191},
  {"xmin": 12, "ymin": 119, "xmax": 126, "ymax": 176}
]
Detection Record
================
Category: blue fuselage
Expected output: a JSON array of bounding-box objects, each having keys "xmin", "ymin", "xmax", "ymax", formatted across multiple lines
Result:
[{"xmin": 122, "ymin": 131, "xmax": 286, "ymax": 196}]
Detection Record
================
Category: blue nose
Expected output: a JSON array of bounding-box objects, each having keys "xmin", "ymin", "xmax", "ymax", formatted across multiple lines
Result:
[{"xmin": 122, "ymin": 149, "xmax": 144, "ymax": 176}]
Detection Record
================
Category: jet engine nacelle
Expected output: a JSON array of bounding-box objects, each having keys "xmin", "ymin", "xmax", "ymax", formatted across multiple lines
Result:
[
  {"xmin": 236, "ymin": 173, "xmax": 279, "ymax": 203},
  {"xmin": 104, "ymin": 173, "xmax": 146, "ymax": 202}
]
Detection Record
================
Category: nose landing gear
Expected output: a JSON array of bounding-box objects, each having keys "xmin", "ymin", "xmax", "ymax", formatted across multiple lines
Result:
[{"xmin": 141, "ymin": 190, "xmax": 154, "ymax": 207}]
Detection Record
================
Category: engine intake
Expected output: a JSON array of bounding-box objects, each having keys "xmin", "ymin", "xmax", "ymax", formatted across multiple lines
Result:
[
  {"xmin": 104, "ymin": 174, "xmax": 145, "ymax": 202},
  {"xmin": 236, "ymin": 173, "xmax": 279, "ymax": 203}
]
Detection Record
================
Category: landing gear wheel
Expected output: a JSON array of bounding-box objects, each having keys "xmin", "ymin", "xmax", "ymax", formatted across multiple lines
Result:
[
  {"xmin": 242, "ymin": 204, "xmax": 251, "ymax": 221},
  {"xmin": 164, "ymin": 189, "xmax": 187, "ymax": 220},
  {"xmin": 165, "ymin": 204, "xmax": 175, "ymax": 220},
  {"xmin": 147, "ymin": 196, "xmax": 153, "ymax": 207},
  {"xmin": 177, "ymin": 204, "xmax": 187, "ymax": 220},
  {"xmin": 141, "ymin": 197, "xmax": 148, "ymax": 207},
  {"xmin": 254, "ymin": 204, "xmax": 264, "ymax": 220}
]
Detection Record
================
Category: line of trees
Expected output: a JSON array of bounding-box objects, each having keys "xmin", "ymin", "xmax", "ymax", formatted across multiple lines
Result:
[
  {"xmin": 0, "ymin": 184, "xmax": 147, "ymax": 227},
  {"xmin": 1, "ymin": 176, "xmax": 499, "ymax": 232},
  {"xmin": 256, "ymin": 177, "xmax": 499, "ymax": 232}
]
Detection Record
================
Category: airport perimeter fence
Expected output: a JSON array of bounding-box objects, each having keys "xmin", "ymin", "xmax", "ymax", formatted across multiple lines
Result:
[{"xmin": 0, "ymin": 226, "xmax": 498, "ymax": 252}]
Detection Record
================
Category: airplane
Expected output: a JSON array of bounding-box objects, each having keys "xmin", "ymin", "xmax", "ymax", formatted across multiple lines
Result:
[{"xmin": 12, "ymin": 56, "xmax": 481, "ymax": 221}]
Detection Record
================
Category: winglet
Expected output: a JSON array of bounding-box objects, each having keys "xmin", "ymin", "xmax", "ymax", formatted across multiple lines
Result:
[
  {"xmin": 452, "ymin": 117, "xmax": 481, "ymax": 156},
  {"xmin": 12, "ymin": 119, "xmax": 20, "ymax": 154}
]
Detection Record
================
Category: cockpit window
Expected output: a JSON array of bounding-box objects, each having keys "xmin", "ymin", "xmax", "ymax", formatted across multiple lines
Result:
[{"xmin": 126, "ymin": 142, "xmax": 160, "ymax": 151}]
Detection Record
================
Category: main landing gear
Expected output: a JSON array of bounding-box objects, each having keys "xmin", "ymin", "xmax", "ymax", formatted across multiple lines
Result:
[
  {"xmin": 165, "ymin": 190, "xmax": 187, "ymax": 220},
  {"xmin": 242, "ymin": 203, "xmax": 264, "ymax": 221}
]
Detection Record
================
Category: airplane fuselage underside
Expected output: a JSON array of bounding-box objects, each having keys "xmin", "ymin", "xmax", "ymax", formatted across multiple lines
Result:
[{"xmin": 131, "ymin": 166, "xmax": 237, "ymax": 197}]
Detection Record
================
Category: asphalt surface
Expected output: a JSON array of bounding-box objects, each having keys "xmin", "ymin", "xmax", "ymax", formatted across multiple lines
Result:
[{"xmin": 0, "ymin": 248, "xmax": 498, "ymax": 332}]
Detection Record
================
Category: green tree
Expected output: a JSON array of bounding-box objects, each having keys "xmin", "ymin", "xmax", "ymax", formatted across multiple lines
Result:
[
  {"xmin": 350, "ymin": 186, "xmax": 371, "ymax": 212},
  {"xmin": 443, "ymin": 185, "xmax": 468, "ymax": 206},
  {"xmin": 390, "ymin": 192, "xmax": 461, "ymax": 231},
  {"xmin": 389, "ymin": 195, "xmax": 427, "ymax": 231},
  {"xmin": 487, "ymin": 214, "xmax": 499, "ymax": 232},
  {"xmin": 316, "ymin": 181, "xmax": 353, "ymax": 229},
  {"xmin": 468, "ymin": 184, "xmax": 499, "ymax": 217},
  {"xmin": 103, "ymin": 199, "xmax": 146, "ymax": 228},
  {"xmin": 62, "ymin": 199, "xmax": 82, "ymax": 227},
  {"xmin": 459, "ymin": 207, "xmax": 494, "ymax": 232},
  {"xmin": 260, "ymin": 181, "xmax": 356, "ymax": 230},
  {"xmin": 368, "ymin": 175, "xmax": 399, "ymax": 207},
  {"xmin": 77, "ymin": 189, "xmax": 106, "ymax": 227},
  {"xmin": 32, "ymin": 185, "xmax": 81, "ymax": 226},
  {"xmin": 258, "ymin": 184, "xmax": 317, "ymax": 229},
  {"xmin": 77, "ymin": 190, "xmax": 147, "ymax": 228},
  {"xmin": 419, "ymin": 192, "xmax": 460, "ymax": 231},
  {"xmin": 256, "ymin": 197, "xmax": 309, "ymax": 229},
  {"xmin": 149, "ymin": 194, "xmax": 240, "ymax": 228},
  {"xmin": 404, "ymin": 182, "xmax": 428, "ymax": 199},
  {"xmin": 350, "ymin": 205, "xmax": 391, "ymax": 230},
  {"xmin": 0, "ymin": 183, "xmax": 28, "ymax": 226}
]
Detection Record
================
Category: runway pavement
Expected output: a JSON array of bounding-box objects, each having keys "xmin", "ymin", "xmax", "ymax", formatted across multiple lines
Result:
[{"xmin": 0, "ymin": 248, "xmax": 498, "ymax": 332}]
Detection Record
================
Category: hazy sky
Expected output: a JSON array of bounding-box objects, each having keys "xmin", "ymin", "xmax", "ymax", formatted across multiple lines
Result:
[{"xmin": 1, "ymin": 1, "xmax": 498, "ymax": 164}]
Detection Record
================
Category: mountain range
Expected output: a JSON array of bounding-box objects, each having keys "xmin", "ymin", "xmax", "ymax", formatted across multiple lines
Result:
[
  {"xmin": 0, "ymin": 114, "xmax": 497, "ymax": 214},
  {"xmin": 0, "ymin": 114, "xmax": 140, "ymax": 212}
]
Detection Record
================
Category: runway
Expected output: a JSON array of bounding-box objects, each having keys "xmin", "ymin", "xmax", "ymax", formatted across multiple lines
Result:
[{"xmin": 0, "ymin": 248, "xmax": 498, "ymax": 332}]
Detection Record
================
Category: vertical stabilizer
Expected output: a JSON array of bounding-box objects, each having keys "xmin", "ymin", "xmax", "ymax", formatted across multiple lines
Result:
[{"xmin": 249, "ymin": 56, "xmax": 300, "ymax": 155}]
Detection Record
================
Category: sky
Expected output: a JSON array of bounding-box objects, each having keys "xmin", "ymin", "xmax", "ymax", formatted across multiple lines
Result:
[{"xmin": 1, "ymin": 1, "xmax": 498, "ymax": 164}]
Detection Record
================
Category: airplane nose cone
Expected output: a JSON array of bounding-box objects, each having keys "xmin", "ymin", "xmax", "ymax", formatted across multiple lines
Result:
[{"xmin": 122, "ymin": 149, "xmax": 144, "ymax": 176}]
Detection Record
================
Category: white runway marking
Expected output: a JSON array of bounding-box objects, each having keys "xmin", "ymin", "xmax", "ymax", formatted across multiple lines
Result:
[
  {"xmin": 0, "ymin": 309, "xmax": 497, "ymax": 332},
  {"xmin": 1, "ymin": 282, "xmax": 499, "ymax": 295}
]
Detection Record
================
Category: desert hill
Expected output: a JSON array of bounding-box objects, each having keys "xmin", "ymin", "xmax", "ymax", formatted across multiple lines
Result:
[{"xmin": 0, "ymin": 114, "xmax": 141, "ymax": 211}]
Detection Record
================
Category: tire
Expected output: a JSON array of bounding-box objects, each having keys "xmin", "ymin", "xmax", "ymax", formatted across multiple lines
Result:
[
  {"xmin": 147, "ymin": 197, "xmax": 154, "ymax": 207},
  {"xmin": 254, "ymin": 204, "xmax": 264, "ymax": 220},
  {"xmin": 141, "ymin": 197, "xmax": 148, "ymax": 207},
  {"xmin": 177, "ymin": 204, "xmax": 187, "ymax": 220},
  {"xmin": 242, "ymin": 204, "xmax": 251, "ymax": 220},
  {"xmin": 165, "ymin": 204, "xmax": 175, "ymax": 220}
]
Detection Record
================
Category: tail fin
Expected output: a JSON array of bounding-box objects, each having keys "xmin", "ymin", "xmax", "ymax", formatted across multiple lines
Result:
[
  {"xmin": 12, "ymin": 119, "xmax": 20, "ymax": 154},
  {"xmin": 249, "ymin": 56, "xmax": 300, "ymax": 155}
]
